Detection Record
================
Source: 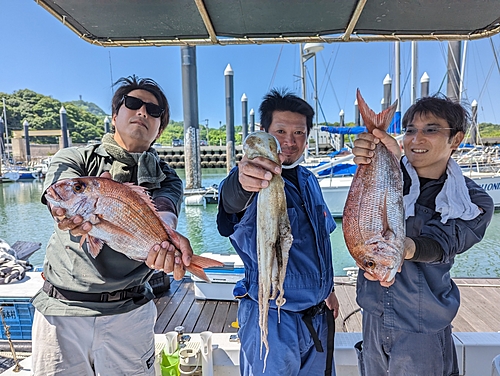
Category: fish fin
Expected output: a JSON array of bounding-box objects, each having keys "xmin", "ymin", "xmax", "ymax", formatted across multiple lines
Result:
[
  {"xmin": 86, "ymin": 235, "xmax": 104, "ymax": 258},
  {"xmin": 122, "ymin": 182, "xmax": 161, "ymax": 218},
  {"xmin": 185, "ymin": 263, "xmax": 211, "ymax": 283},
  {"xmin": 191, "ymin": 254, "xmax": 225, "ymax": 269},
  {"xmin": 185, "ymin": 255, "xmax": 225, "ymax": 283},
  {"xmin": 381, "ymin": 194, "xmax": 396, "ymax": 240},
  {"xmin": 356, "ymin": 89, "xmax": 398, "ymax": 132}
]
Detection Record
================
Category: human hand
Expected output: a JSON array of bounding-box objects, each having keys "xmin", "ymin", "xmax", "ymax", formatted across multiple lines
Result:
[
  {"xmin": 237, "ymin": 155, "xmax": 282, "ymax": 192},
  {"xmin": 51, "ymin": 205, "xmax": 92, "ymax": 236},
  {"xmin": 361, "ymin": 270, "xmax": 396, "ymax": 287},
  {"xmin": 403, "ymin": 237, "xmax": 416, "ymax": 260},
  {"xmin": 352, "ymin": 129, "xmax": 401, "ymax": 166},
  {"xmin": 145, "ymin": 230, "xmax": 193, "ymax": 281},
  {"xmin": 325, "ymin": 290, "xmax": 340, "ymax": 319}
]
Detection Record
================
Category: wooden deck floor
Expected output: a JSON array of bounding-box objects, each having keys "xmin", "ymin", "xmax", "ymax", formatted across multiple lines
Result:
[
  {"xmin": 154, "ymin": 276, "xmax": 500, "ymax": 335},
  {"xmin": 1, "ymin": 276, "xmax": 499, "ymax": 374}
]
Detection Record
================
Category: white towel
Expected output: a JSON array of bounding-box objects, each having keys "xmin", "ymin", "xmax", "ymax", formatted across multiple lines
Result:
[{"xmin": 402, "ymin": 156, "xmax": 481, "ymax": 223}]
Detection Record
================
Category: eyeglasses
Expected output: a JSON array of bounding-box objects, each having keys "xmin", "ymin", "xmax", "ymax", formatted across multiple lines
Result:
[
  {"xmin": 120, "ymin": 95, "xmax": 164, "ymax": 118},
  {"xmin": 403, "ymin": 127, "xmax": 453, "ymax": 136}
]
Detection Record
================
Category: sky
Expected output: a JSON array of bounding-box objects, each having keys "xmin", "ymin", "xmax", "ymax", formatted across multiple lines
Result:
[{"xmin": 2, "ymin": 1, "xmax": 500, "ymax": 129}]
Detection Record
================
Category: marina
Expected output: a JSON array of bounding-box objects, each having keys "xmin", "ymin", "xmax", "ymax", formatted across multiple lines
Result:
[
  {"xmin": 2, "ymin": 0, "xmax": 500, "ymax": 374},
  {"xmin": 2, "ymin": 275, "xmax": 500, "ymax": 374},
  {"xmin": 1, "ymin": 171, "xmax": 500, "ymax": 373}
]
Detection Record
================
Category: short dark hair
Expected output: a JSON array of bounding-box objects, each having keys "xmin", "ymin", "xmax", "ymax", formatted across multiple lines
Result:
[
  {"xmin": 259, "ymin": 88, "xmax": 314, "ymax": 134},
  {"xmin": 402, "ymin": 94, "xmax": 470, "ymax": 141},
  {"xmin": 111, "ymin": 75, "xmax": 170, "ymax": 134}
]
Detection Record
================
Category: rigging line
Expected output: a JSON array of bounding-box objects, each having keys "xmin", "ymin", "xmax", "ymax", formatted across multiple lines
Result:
[
  {"xmin": 268, "ymin": 45, "xmax": 284, "ymax": 91},
  {"xmin": 313, "ymin": 53, "xmax": 341, "ymax": 115},
  {"xmin": 436, "ymin": 72, "xmax": 447, "ymax": 96},
  {"xmin": 108, "ymin": 51, "xmax": 114, "ymax": 96},
  {"xmin": 320, "ymin": 48, "xmax": 342, "ymax": 112},
  {"xmin": 469, "ymin": 39, "xmax": 494, "ymax": 103},
  {"xmin": 489, "ymin": 37, "xmax": 500, "ymax": 77},
  {"xmin": 400, "ymin": 69, "xmax": 411, "ymax": 103},
  {"xmin": 305, "ymin": 68, "xmax": 334, "ymax": 126},
  {"xmin": 317, "ymin": 99, "xmax": 330, "ymax": 127},
  {"xmin": 436, "ymin": 42, "xmax": 450, "ymax": 95},
  {"xmin": 319, "ymin": 47, "xmax": 337, "ymax": 99}
]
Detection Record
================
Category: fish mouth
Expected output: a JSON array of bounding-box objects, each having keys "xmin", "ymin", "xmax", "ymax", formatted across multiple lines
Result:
[
  {"xmin": 382, "ymin": 266, "xmax": 397, "ymax": 282},
  {"xmin": 45, "ymin": 186, "xmax": 62, "ymax": 203}
]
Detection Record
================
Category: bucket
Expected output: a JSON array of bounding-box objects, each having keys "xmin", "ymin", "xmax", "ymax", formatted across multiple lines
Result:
[{"xmin": 160, "ymin": 349, "xmax": 180, "ymax": 376}]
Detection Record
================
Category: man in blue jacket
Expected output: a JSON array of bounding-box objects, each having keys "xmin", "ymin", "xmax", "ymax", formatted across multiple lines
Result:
[
  {"xmin": 217, "ymin": 89, "xmax": 339, "ymax": 376},
  {"xmin": 352, "ymin": 95, "xmax": 494, "ymax": 376}
]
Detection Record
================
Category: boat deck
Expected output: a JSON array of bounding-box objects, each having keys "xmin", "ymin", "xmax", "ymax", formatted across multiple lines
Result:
[{"xmin": 154, "ymin": 276, "xmax": 500, "ymax": 335}]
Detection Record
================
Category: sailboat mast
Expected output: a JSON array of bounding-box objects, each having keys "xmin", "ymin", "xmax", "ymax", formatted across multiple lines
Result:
[
  {"xmin": 447, "ymin": 41, "xmax": 462, "ymax": 101},
  {"xmin": 411, "ymin": 41, "xmax": 418, "ymax": 104},
  {"xmin": 459, "ymin": 41, "xmax": 468, "ymax": 102},
  {"xmin": 300, "ymin": 43, "xmax": 307, "ymax": 101},
  {"xmin": 2, "ymin": 98, "xmax": 10, "ymax": 162},
  {"xmin": 395, "ymin": 41, "xmax": 401, "ymax": 113}
]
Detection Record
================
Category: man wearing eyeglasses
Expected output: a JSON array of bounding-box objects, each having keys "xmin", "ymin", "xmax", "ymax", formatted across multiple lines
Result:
[
  {"xmin": 351, "ymin": 95, "xmax": 494, "ymax": 376},
  {"xmin": 31, "ymin": 75, "xmax": 192, "ymax": 375}
]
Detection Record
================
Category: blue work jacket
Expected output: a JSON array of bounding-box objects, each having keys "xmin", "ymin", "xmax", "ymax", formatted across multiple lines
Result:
[
  {"xmin": 218, "ymin": 166, "xmax": 336, "ymax": 312},
  {"xmin": 356, "ymin": 173, "xmax": 494, "ymax": 333}
]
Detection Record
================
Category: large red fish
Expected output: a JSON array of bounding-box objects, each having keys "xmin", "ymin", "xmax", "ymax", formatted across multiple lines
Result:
[
  {"xmin": 45, "ymin": 177, "xmax": 223, "ymax": 282},
  {"xmin": 342, "ymin": 90, "xmax": 405, "ymax": 283}
]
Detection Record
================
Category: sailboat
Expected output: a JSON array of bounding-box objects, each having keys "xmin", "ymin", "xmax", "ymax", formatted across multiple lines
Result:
[{"xmin": 311, "ymin": 41, "xmax": 500, "ymax": 217}]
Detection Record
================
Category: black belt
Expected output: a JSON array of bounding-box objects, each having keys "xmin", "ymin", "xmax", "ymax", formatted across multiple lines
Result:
[
  {"xmin": 42, "ymin": 280, "xmax": 151, "ymax": 305},
  {"xmin": 301, "ymin": 301, "xmax": 336, "ymax": 376}
]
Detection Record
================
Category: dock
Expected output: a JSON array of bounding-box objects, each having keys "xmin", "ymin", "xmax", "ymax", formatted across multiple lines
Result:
[
  {"xmin": 1, "ymin": 276, "xmax": 499, "ymax": 373},
  {"xmin": 153, "ymin": 276, "xmax": 500, "ymax": 335}
]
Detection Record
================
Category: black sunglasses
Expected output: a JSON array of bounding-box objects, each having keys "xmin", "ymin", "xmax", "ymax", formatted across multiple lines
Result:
[{"xmin": 120, "ymin": 95, "xmax": 164, "ymax": 118}]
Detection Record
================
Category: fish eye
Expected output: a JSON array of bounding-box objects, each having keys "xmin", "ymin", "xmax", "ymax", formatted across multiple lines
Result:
[
  {"xmin": 73, "ymin": 183, "xmax": 85, "ymax": 193},
  {"xmin": 364, "ymin": 260, "xmax": 376, "ymax": 269}
]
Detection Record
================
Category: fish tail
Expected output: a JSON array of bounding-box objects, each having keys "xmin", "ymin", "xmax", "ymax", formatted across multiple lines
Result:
[
  {"xmin": 186, "ymin": 255, "xmax": 224, "ymax": 283},
  {"xmin": 356, "ymin": 89, "xmax": 398, "ymax": 132},
  {"xmin": 191, "ymin": 254, "xmax": 224, "ymax": 268},
  {"xmin": 185, "ymin": 263, "xmax": 211, "ymax": 283}
]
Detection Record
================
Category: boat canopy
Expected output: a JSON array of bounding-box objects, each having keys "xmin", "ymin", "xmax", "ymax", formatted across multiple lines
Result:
[{"xmin": 35, "ymin": 1, "xmax": 500, "ymax": 47}]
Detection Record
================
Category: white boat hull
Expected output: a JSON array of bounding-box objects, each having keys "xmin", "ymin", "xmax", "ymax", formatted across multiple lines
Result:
[{"xmin": 319, "ymin": 171, "xmax": 500, "ymax": 218}]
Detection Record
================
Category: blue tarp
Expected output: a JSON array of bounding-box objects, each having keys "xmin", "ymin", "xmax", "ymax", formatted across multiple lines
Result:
[
  {"xmin": 327, "ymin": 147, "xmax": 350, "ymax": 157},
  {"xmin": 321, "ymin": 126, "xmax": 366, "ymax": 134},
  {"xmin": 388, "ymin": 111, "xmax": 402, "ymax": 134},
  {"xmin": 315, "ymin": 162, "xmax": 357, "ymax": 177}
]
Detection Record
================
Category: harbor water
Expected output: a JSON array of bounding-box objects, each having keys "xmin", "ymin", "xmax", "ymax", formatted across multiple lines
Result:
[{"xmin": 0, "ymin": 168, "xmax": 498, "ymax": 278}]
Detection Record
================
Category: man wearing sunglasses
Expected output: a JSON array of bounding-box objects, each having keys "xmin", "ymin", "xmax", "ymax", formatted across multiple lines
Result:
[
  {"xmin": 31, "ymin": 75, "xmax": 192, "ymax": 375},
  {"xmin": 351, "ymin": 95, "xmax": 494, "ymax": 376}
]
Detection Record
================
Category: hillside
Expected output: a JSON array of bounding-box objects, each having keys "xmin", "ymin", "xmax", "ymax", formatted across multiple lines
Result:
[
  {"xmin": 67, "ymin": 99, "xmax": 108, "ymax": 117},
  {"xmin": 0, "ymin": 89, "xmax": 106, "ymax": 144}
]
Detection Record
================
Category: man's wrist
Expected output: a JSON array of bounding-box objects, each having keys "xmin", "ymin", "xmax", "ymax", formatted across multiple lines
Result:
[{"xmin": 404, "ymin": 237, "xmax": 416, "ymax": 259}]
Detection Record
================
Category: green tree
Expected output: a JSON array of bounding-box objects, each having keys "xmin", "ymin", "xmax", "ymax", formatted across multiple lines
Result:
[{"xmin": 0, "ymin": 90, "xmax": 105, "ymax": 144}]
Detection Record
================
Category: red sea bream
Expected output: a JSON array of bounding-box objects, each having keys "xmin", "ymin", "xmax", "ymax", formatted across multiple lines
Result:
[
  {"xmin": 342, "ymin": 90, "xmax": 405, "ymax": 283},
  {"xmin": 45, "ymin": 177, "xmax": 223, "ymax": 282}
]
